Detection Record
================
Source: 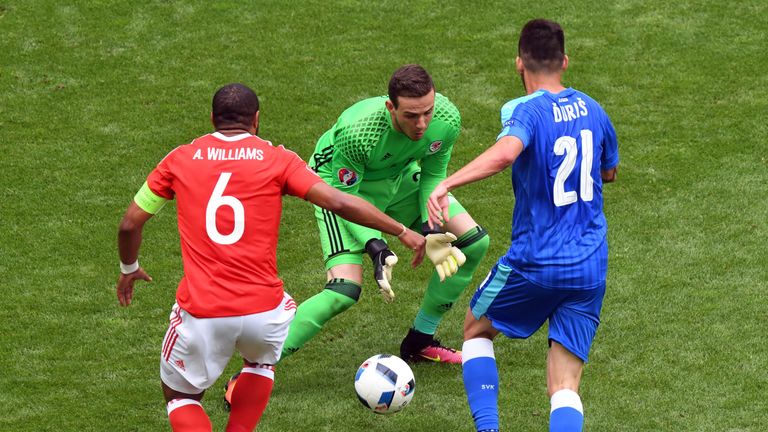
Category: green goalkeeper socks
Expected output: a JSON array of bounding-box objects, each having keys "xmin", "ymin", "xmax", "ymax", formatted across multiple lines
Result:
[
  {"xmin": 281, "ymin": 279, "xmax": 361, "ymax": 360},
  {"xmin": 413, "ymin": 226, "xmax": 489, "ymax": 335}
]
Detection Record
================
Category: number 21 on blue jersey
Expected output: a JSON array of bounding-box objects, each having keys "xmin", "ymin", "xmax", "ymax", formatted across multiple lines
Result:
[{"xmin": 553, "ymin": 129, "xmax": 594, "ymax": 207}]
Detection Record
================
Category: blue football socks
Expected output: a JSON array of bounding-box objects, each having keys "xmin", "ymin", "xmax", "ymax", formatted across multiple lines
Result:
[
  {"xmin": 462, "ymin": 338, "xmax": 499, "ymax": 432},
  {"xmin": 549, "ymin": 389, "xmax": 584, "ymax": 432}
]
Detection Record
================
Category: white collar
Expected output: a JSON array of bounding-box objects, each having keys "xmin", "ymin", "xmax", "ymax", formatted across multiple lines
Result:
[{"xmin": 212, "ymin": 132, "xmax": 252, "ymax": 142}]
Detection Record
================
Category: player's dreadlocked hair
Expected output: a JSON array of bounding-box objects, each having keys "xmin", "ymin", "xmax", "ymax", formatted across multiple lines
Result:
[
  {"xmin": 518, "ymin": 19, "xmax": 565, "ymax": 73},
  {"xmin": 388, "ymin": 64, "xmax": 434, "ymax": 108},
  {"xmin": 212, "ymin": 83, "xmax": 260, "ymax": 129}
]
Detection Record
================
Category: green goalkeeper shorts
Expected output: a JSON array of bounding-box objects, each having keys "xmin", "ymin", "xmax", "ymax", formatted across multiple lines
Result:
[{"xmin": 315, "ymin": 163, "xmax": 467, "ymax": 269}]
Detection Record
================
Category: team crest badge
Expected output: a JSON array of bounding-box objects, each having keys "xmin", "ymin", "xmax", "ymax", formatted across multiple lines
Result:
[
  {"xmin": 429, "ymin": 140, "xmax": 442, "ymax": 153},
  {"xmin": 338, "ymin": 168, "xmax": 359, "ymax": 186}
]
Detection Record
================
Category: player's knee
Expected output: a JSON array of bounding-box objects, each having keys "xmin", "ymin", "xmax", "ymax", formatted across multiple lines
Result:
[
  {"xmin": 324, "ymin": 279, "xmax": 361, "ymax": 314},
  {"xmin": 162, "ymin": 381, "xmax": 203, "ymax": 403},
  {"xmin": 470, "ymin": 230, "xmax": 490, "ymax": 257},
  {"xmin": 242, "ymin": 359, "xmax": 274, "ymax": 369},
  {"xmin": 455, "ymin": 225, "xmax": 490, "ymax": 263},
  {"xmin": 463, "ymin": 311, "xmax": 496, "ymax": 340}
]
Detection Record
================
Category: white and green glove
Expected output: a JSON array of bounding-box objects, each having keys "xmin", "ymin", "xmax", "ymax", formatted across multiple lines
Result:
[
  {"xmin": 365, "ymin": 239, "xmax": 398, "ymax": 303},
  {"xmin": 426, "ymin": 232, "xmax": 467, "ymax": 281}
]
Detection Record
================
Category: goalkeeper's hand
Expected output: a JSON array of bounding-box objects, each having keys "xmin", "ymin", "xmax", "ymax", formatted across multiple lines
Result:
[
  {"xmin": 426, "ymin": 232, "xmax": 467, "ymax": 282},
  {"xmin": 365, "ymin": 239, "xmax": 398, "ymax": 303}
]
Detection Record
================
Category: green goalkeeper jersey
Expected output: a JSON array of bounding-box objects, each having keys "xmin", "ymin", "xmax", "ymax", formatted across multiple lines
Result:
[{"xmin": 309, "ymin": 93, "xmax": 461, "ymax": 241}]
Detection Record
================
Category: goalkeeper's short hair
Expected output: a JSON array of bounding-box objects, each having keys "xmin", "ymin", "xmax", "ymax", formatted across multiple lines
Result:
[{"xmin": 388, "ymin": 64, "xmax": 434, "ymax": 108}]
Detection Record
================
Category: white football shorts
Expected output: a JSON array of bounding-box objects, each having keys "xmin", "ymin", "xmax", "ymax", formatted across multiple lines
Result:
[{"xmin": 160, "ymin": 293, "xmax": 297, "ymax": 394}]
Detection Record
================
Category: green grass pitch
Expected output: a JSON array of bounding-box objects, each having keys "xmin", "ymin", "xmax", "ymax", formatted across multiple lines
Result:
[{"xmin": 1, "ymin": 1, "xmax": 767, "ymax": 430}]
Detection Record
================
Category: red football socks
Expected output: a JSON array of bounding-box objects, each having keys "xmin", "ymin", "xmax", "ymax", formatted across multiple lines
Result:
[
  {"xmin": 167, "ymin": 399, "xmax": 212, "ymax": 432},
  {"xmin": 225, "ymin": 367, "xmax": 275, "ymax": 432}
]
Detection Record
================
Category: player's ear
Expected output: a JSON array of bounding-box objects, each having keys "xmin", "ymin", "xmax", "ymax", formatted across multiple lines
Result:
[
  {"xmin": 562, "ymin": 55, "xmax": 569, "ymax": 71},
  {"xmin": 210, "ymin": 112, "xmax": 215, "ymax": 128},
  {"xmin": 515, "ymin": 56, "xmax": 524, "ymax": 74},
  {"xmin": 385, "ymin": 98, "xmax": 396, "ymax": 115},
  {"xmin": 252, "ymin": 111, "xmax": 260, "ymax": 134}
]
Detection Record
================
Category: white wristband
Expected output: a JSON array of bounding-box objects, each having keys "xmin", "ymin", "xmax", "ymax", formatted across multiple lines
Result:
[
  {"xmin": 397, "ymin": 223, "xmax": 408, "ymax": 238},
  {"xmin": 120, "ymin": 260, "xmax": 139, "ymax": 274}
]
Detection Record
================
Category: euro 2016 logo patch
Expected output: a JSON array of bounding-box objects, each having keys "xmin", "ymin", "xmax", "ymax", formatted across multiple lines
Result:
[
  {"xmin": 429, "ymin": 140, "xmax": 442, "ymax": 153},
  {"xmin": 338, "ymin": 168, "xmax": 359, "ymax": 186}
]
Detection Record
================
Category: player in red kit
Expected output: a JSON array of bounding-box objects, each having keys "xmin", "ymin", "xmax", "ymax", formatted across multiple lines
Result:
[{"xmin": 116, "ymin": 83, "xmax": 425, "ymax": 432}]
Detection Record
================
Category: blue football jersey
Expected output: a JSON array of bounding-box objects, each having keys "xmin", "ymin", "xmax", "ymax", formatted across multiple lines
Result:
[{"xmin": 498, "ymin": 88, "xmax": 619, "ymax": 289}]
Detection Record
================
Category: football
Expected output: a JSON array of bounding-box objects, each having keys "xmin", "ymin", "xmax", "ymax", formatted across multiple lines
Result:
[{"xmin": 354, "ymin": 354, "xmax": 416, "ymax": 414}]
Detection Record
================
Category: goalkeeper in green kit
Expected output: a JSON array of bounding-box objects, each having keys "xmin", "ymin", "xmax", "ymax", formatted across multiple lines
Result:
[{"xmin": 285, "ymin": 64, "xmax": 490, "ymax": 364}]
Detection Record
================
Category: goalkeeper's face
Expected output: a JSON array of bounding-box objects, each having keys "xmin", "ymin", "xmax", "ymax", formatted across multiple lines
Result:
[{"xmin": 386, "ymin": 90, "xmax": 435, "ymax": 141}]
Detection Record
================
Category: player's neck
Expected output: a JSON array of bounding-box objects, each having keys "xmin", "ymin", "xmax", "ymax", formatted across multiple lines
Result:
[
  {"xmin": 523, "ymin": 72, "xmax": 565, "ymax": 95},
  {"xmin": 216, "ymin": 128, "xmax": 253, "ymax": 137}
]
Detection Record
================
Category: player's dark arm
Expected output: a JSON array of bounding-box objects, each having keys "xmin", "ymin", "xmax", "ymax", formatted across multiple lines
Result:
[
  {"xmin": 116, "ymin": 201, "xmax": 154, "ymax": 306},
  {"xmin": 601, "ymin": 116, "xmax": 619, "ymax": 183},
  {"xmin": 118, "ymin": 201, "xmax": 154, "ymax": 263},
  {"xmin": 601, "ymin": 166, "xmax": 617, "ymax": 183},
  {"xmin": 305, "ymin": 181, "xmax": 425, "ymax": 266}
]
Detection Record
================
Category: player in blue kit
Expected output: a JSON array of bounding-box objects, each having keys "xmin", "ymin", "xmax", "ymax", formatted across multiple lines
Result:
[{"xmin": 426, "ymin": 19, "xmax": 619, "ymax": 432}]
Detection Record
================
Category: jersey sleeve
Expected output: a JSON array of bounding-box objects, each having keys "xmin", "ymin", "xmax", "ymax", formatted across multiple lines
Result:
[
  {"xmin": 326, "ymin": 123, "xmax": 372, "ymax": 195},
  {"xmin": 146, "ymin": 147, "xmax": 181, "ymax": 200},
  {"xmin": 134, "ymin": 181, "xmax": 169, "ymax": 214},
  {"xmin": 419, "ymin": 102, "xmax": 460, "ymax": 224},
  {"xmin": 328, "ymin": 121, "xmax": 383, "ymax": 245},
  {"xmin": 600, "ymin": 114, "xmax": 620, "ymax": 170},
  {"xmin": 279, "ymin": 146, "xmax": 323, "ymax": 198},
  {"xmin": 497, "ymin": 98, "xmax": 536, "ymax": 148}
]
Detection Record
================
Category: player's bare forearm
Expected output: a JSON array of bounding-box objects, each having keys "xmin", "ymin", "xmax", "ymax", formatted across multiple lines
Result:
[
  {"xmin": 601, "ymin": 166, "xmax": 617, "ymax": 183},
  {"xmin": 427, "ymin": 136, "xmax": 523, "ymax": 227},
  {"xmin": 442, "ymin": 136, "xmax": 524, "ymax": 192},
  {"xmin": 305, "ymin": 182, "xmax": 399, "ymax": 236},
  {"xmin": 118, "ymin": 201, "xmax": 153, "ymax": 263},
  {"xmin": 116, "ymin": 201, "xmax": 154, "ymax": 306},
  {"xmin": 305, "ymin": 182, "xmax": 425, "ymax": 263},
  {"xmin": 118, "ymin": 224, "xmax": 141, "ymax": 264}
]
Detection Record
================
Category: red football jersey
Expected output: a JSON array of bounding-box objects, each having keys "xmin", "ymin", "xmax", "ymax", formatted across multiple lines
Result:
[{"xmin": 146, "ymin": 132, "xmax": 322, "ymax": 317}]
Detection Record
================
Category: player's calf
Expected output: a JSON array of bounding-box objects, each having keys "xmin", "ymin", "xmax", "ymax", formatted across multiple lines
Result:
[
  {"xmin": 281, "ymin": 279, "xmax": 361, "ymax": 358},
  {"xmin": 404, "ymin": 225, "xmax": 490, "ymax": 363}
]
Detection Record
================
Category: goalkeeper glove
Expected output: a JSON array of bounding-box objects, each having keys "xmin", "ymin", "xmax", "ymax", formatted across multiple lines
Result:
[
  {"xmin": 365, "ymin": 238, "xmax": 398, "ymax": 303},
  {"xmin": 425, "ymin": 232, "xmax": 467, "ymax": 282}
]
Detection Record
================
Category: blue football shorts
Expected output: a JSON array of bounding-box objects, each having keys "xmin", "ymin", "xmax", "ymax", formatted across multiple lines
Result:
[{"xmin": 470, "ymin": 261, "xmax": 606, "ymax": 362}]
